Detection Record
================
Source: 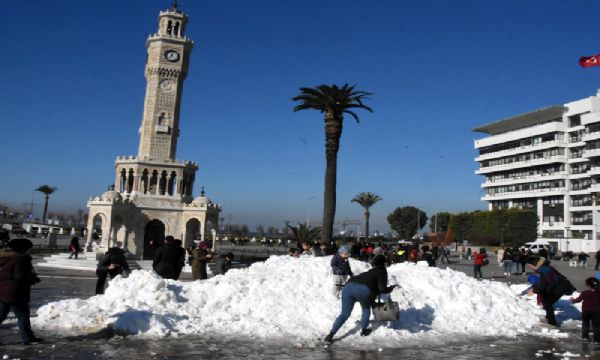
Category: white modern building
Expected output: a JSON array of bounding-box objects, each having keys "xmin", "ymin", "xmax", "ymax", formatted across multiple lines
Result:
[{"xmin": 473, "ymin": 90, "xmax": 600, "ymax": 253}]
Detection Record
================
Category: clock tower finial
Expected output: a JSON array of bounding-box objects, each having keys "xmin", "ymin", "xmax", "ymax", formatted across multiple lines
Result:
[{"xmin": 172, "ymin": 0, "xmax": 178, "ymax": 10}]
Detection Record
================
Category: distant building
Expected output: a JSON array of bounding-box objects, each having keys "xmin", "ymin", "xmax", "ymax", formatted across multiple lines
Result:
[
  {"xmin": 473, "ymin": 90, "xmax": 600, "ymax": 252},
  {"xmin": 86, "ymin": 5, "xmax": 220, "ymax": 259}
]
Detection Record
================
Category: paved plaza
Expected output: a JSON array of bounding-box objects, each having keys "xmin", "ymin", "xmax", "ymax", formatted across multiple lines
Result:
[{"xmin": 0, "ymin": 252, "xmax": 597, "ymax": 359}]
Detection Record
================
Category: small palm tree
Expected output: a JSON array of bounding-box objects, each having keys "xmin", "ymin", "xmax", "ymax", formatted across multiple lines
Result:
[
  {"xmin": 36, "ymin": 185, "xmax": 57, "ymax": 223},
  {"xmin": 352, "ymin": 192, "xmax": 382, "ymax": 239},
  {"xmin": 287, "ymin": 223, "xmax": 322, "ymax": 244},
  {"xmin": 292, "ymin": 84, "xmax": 373, "ymax": 243}
]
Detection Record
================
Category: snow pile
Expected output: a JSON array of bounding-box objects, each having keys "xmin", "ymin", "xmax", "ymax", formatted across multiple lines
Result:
[{"xmin": 33, "ymin": 256, "xmax": 553, "ymax": 346}]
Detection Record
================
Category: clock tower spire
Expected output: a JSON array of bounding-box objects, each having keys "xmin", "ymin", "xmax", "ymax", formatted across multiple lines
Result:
[{"xmin": 137, "ymin": 6, "xmax": 193, "ymax": 161}]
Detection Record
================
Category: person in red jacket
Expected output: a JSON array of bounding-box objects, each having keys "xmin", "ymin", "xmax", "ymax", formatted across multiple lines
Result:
[
  {"xmin": 473, "ymin": 248, "xmax": 487, "ymax": 279},
  {"xmin": 570, "ymin": 277, "xmax": 600, "ymax": 343}
]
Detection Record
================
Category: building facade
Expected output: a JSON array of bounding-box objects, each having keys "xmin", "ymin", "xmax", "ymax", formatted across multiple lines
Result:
[
  {"xmin": 86, "ymin": 5, "xmax": 220, "ymax": 259},
  {"xmin": 473, "ymin": 90, "xmax": 600, "ymax": 252}
]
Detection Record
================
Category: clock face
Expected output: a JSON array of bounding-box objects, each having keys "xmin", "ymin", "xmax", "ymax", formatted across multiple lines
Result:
[{"xmin": 165, "ymin": 50, "xmax": 179, "ymax": 62}]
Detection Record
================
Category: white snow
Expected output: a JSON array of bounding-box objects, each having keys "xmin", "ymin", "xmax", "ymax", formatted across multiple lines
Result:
[{"xmin": 32, "ymin": 256, "xmax": 569, "ymax": 347}]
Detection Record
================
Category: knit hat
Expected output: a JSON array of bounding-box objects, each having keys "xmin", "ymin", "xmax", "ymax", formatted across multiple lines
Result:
[
  {"xmin": 8, "ymin": 238, "xmax": 33, "ymax": 253},
  {"xmin": 338, "ymin": 246, "xmax": 349, "ymax": 255}
]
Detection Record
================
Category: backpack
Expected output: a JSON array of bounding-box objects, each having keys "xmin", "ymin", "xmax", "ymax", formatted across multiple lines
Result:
[{"xmin": 550, "ymin": 267, "xmax": 576, "ymax": 297}]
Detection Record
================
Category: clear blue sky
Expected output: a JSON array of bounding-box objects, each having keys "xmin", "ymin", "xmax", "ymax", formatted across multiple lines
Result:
[{"xmin": 2, "ymin": 0, "xmax": 600, "ymax": 233}]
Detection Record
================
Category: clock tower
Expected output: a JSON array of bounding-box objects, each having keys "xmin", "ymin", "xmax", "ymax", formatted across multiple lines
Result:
[
  {"xmin": 138, "ymin": 5, "xmax": 194, "ymax": 161},
  {"xmin": 86, "ymin": 4, "xmax": 221, "ymax": 260}
]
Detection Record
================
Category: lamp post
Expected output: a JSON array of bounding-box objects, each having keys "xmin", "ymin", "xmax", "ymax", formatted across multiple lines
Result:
[{"xmin": 565, "ymin": 226, "xmax": 570, "ymax": 252}]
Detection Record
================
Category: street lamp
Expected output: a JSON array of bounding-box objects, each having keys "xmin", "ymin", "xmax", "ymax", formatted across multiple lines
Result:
[{"xmin": 565, "ymin": 226, "xmax": 570, "ymax": 253}]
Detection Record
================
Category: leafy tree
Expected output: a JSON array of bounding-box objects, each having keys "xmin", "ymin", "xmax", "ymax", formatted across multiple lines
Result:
[
  {"xmin": 36, "ymin": 185, "xmax": 57, "ymax": 223},
  {"xmin": 292, "ymin": 84, "xmax": 373, "ymax": 243},
  {"xmin": 387, "ymin": 206, "xmax": 428, "ymax": 240},
  {"xmin": 256, "ymin": 225, "xmax": 265, "ymax": 238},
  {"xmin": 429, "ymin": 212, "xmax": 451, "ymax": 232},
  {"xmin": 287, "ymin": 223, "xmax": 322, "ymax": 244},
  {"xmin": 351, "ymin": 192, "xmax": 382, "ymax": 239},
  {"xmin": 267, "ymin": 226, "xmax": 278, "ymax": 236}
]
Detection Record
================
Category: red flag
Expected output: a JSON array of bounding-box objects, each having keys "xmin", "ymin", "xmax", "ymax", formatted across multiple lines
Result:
[{"xmin": 580, "ymin": 54, "xmax": 600, "ymax": 68}]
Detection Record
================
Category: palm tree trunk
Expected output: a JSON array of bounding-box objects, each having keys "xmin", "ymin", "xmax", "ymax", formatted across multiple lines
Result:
[
  {"xmin": 364, "ymin": 210, "xmax": 370, "ymax": 239},
  {"xmin": 42, "ymin": 195, "xmax": 49, "ymax": 223},
  {"xmin": 322, "ymin": 111, "xmax": 342, "ymax": 243}
]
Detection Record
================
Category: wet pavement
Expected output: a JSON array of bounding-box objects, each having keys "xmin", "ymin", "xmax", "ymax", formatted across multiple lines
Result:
[{"xmin": 0, "ymin": 253, "xmax": 596, "ymax": 359}]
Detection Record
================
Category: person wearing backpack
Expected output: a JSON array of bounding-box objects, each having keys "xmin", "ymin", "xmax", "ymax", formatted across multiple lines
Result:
[
  {"xmin": 570, "ymin": 277, "xmax": 600, "ymax": 343},
  {"xmin": 531, "ymin": 260, "xmax": 575, "ymax": 326}
]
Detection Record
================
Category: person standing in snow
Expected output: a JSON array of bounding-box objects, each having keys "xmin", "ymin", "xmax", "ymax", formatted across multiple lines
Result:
[
  {"xmin": 173, "ymin": 239, "xmax": 187, "ymax": 279},
  {"xmin": 0, "ymin": 238, "xmax": 44, "ymax": 345},
  {"xmin": 570, "ymin": 277, "xmax": 600, "ymax": 343},
  {"xmin": 213, "ymin": 252, "xmax": 234, "ymax": 276},
  {"xmin": 473, "ymin": 248, "xmax": 487, "ymax": 279},
  {"xmin": 331, "ymin": 246, "xmax": 353, "ymax": 297},
  {"xmin": 530, "ymin": 260, "xmax": 574, "ymax": 326},
  {"xmin": 190, "ymin": 242, "xmax": 214, "ymax": 280},
  {"xmin": 96, "ymin": 244, "xmax": 130, "ymax": 294},
  {"xmin": 324, "ymin": 255, "xmax": 395, "ymax": 343},
  {"xmin": 421, "ymin": 245, "xmax": 436, "ymax": 267},
  {"xmin": 153, "ymin": 236, "xmax": 183, "ymax": 280}
]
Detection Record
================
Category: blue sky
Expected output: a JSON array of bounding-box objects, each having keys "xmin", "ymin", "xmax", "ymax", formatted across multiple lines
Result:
[{"xmin": 2, "ymin": 0, "xmax": 600, "ymax": 233}]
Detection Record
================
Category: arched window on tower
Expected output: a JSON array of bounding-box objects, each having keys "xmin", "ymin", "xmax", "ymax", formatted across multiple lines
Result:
[
  {"xmin": 159, "ymin": 171, "xmax": 168, "ymax": 195},
  {"xmin": 168, "ymin": 172, "xmax": 177, "ymax": 196},
  {"xmin": 150, "ymin": 170, "xmax": 158, "ymax": 194},
  {"xmin": 127, "ymin": 169, "xmax": 135, "ymax": 193},
  {"xmin": 174, "ymin": 21, "xmax": 180, "ymax": 36},
  {"xmin": 141, "ymin": 169, "xmax": 149, "ymax": 194},
  {"xmin": 167, "ymin": 20, "xmax": 173, "ymax": 35},
  {"xmin": 119, "ymin": 169, "xmax": 127, "ymax": 193}
]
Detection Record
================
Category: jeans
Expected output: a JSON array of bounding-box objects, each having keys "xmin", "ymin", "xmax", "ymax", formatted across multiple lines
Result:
[
  {"xmin": 0, "ymin": 302, "xmax": 35, "ymax": 342},
  {"xmin": 542, "ymin": 294, "xmax": 561, "ymax": 325},
  {"xmin": 503, "ymin": 260, "xmax": 513, "ymax": 274},
  {"xmin": 474, "ymin": 264, "xmax": 483, "ymax": 278},
  {"xmin": 582, "ymin": 311, "xmax": 600, "ymax": 341},
  {"xmin": 330, "ymin": 282, "xmax": 372, "ymax": 335}
]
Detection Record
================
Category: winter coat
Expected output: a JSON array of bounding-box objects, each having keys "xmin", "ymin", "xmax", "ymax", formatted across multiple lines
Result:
[
  {"xmin": 348, "ymin": 266, "xmax": 393, "ymax": 303},
  {"xmin": 70, "ymin": 238, "xmax": 80, "ymax": 252},
  {"xmin": 473, "ymin": 252, "xmax": 487, "ymax": 266},
  {"xmin": 213, "ymin": 255, "xmax": 231, "ymax": 275},
  {"xmin": 572, "ymin": 290, "xmax": 600, "ymax": 312},
  {"xmin": 422, "ymin": 252, "xmax": 436, "ymax": 267},
  {"xmin": 0, "ymin": 249, "xmax": 36, "ymax": 304},
  {"xmin": 191, "ymin": 248, "xmax": 212, "ymax": 279},
  {"xmin": 330, "ymin": 254, "xmax": 353, "ymax": 276},
  {"xmin": 153, "ymin": 244, "xmax": 185, "ymax": 280},
  {"xmin": 97, "ymin": 247, "xmax": 130, "ymax": 276}
]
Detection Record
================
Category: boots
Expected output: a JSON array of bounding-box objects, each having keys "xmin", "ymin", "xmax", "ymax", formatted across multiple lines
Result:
[{"xmin": 360, "ymin": 328, "xmax": 372, "ymax": 337}]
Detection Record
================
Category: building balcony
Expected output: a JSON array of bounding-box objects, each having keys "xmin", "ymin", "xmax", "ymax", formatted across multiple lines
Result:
[
  {"xmin": 567, "ymin": 125, "xmax": 585, "ymax": 133},
  {"xmin": 481, "ymin": 188, "xmax": 566, "ymax": 201},
  {"xmin": 475, "ymin": 140, "xmax": 566, "ymax": 162},
  {"xmin": 476, "ymin": 156, "xmax": 567, "ymax": 175},
  {"xmin": 567, "ymin": 140, "xmax": 586, "ymax": 148},
  {"xmin": 582, "ymin": 132, "xmax": 600, "ymax": 142},
  {"xmin": 582, "ymin": 112, "xmax": 600, "ymax": 126},
  {"xmin": 569, "ymin": 205, "xmax": 593, "ymax": 211},
  {"xmin": 588, "ymin": 167, "xmax": 600, "ymax": 176},
  {"xmin": 541, "ymin": 222, "xmax": 565, "ymax": 228},
  {"xmin": 481, "ymin": 173, "xmax": 567, "ymax": 188},
  {"xmin": 568, "ymin": 157, "xmax": 590, "ymax": 164},
  {"xmin": 584, "ymin": 148, "xmax": 600, "ymax": 158}
]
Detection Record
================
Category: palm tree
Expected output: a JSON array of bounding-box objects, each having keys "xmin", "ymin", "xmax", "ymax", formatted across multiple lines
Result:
[
  {"xmin": 287, "ymin": 223, "xmax": 322, "ymax": 244},
  {"xmin": 36, "ymin": 185, "xmax": 57, "ymax": 223},
  {"xmin": 351, "ymin": 192, "xmax": 382, "ymax": 239},
  {"xmin": 292, "ymin": 84, "xmax": 373, "ymax": 243}
]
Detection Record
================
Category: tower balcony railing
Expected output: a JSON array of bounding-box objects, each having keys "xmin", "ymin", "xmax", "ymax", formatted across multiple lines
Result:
[{"xmin": 482, "ymin": 187, "xmax": 566, "ymax": 200}]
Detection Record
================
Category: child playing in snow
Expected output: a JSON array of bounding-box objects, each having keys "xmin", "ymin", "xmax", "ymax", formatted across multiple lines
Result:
[{"xmin": 570, "ymin": 277, "xmax": 600, "ymax": 343}]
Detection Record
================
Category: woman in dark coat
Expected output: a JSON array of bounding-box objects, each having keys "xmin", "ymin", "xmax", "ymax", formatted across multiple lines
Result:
[
  {"xmin": 324, "ymin": 255, "xmax": 395, "ymax": 343},
  {"xmin": 0, "ymin": 238, "xmax": 43, "ymax": 345},
  {"xmin": 68, "ymin": 236, "xmax": 80, "ymax": 259},
  {"xmin": 153, "ymin": 236, "xmax": 185, "ymax": 280}
]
